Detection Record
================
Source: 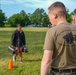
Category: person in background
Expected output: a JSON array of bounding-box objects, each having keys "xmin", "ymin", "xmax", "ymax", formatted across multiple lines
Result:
[
  {"xmin": 41, "ymin": 2, "xmax": 76, "ymax": 75},
  {"xmin": 11, "ymin": 24, "xmax": 26, "ymax": 62}
]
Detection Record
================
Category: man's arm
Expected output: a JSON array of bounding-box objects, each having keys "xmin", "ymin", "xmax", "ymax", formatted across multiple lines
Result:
[
  {"xmin": 22, "ymin": 31, "xmax": 26, "ymax": 45},
  {"xmin": 41, "ymin": 50, "xmax": 53, "ymax": 75},
  {"xmin": 11, "ymin": 31, "xmax": 15, "ymax": 46}
]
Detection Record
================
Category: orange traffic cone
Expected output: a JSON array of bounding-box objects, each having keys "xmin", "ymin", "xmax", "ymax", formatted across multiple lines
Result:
[{"xmin": 8, "ymin": 59, "xmax": 13, "ymax": 70}]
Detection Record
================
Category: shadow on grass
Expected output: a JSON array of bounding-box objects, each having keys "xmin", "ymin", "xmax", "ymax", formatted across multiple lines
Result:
[{"xmin": 23, "ymin": 59, "xmax": 41, "ymax": 62}]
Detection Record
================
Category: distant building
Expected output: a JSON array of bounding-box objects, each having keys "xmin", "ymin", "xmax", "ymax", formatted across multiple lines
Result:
[{"xmin": 71, "ymin": 15, "xmax": 76, "ymax": 25}]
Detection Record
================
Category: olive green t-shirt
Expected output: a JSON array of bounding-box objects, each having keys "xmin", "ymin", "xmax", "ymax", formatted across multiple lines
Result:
[{"xmin": 44, "ymin": 23, "xmax": 76, "ymax": 69}]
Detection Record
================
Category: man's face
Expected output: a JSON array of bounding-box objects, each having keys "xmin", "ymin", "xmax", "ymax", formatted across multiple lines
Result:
[
  {"xmin": 17, "ymin": 26, "xmax": 22, "ymax": 31},
  {"xmin": 48, "ymin": 10, "xmax": 57, "ymax": 26}
]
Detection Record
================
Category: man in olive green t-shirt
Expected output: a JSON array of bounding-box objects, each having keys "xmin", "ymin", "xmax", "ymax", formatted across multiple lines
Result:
[{"xmin": 41, "ymin": 2, "xmax": 76, "ymax": 75}]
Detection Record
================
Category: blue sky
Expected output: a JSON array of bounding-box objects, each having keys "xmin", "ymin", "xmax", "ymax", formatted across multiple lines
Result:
[{"xmin": 1, "ymin": 0, "xmax": 76, "ymax": 18}]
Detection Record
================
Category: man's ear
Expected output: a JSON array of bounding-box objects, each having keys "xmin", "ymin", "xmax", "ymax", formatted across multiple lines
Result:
[{"xmin": 53, "ymin": 13, "xmax": 58, "ymax": 19}]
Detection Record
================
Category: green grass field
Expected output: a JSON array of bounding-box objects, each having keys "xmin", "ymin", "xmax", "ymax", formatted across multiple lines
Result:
[{"xmin": 0, "ymin": 27, "xmax": 48, "ymax": 75}]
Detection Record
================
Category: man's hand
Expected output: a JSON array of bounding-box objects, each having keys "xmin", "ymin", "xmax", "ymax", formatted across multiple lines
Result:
[{"xmin": 11, "ymin": 45, "xmax": 14, "ymax": 48}]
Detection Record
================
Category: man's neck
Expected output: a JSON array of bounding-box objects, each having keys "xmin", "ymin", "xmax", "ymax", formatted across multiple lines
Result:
[{"xmin": 57, "ymin": 18, "xmax": 67, "ymax": 25}]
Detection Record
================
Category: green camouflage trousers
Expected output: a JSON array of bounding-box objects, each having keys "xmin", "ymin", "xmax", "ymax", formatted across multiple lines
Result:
[{"xmin": 50, "ymin": 71, "xmax": 76, "ymax": 75}]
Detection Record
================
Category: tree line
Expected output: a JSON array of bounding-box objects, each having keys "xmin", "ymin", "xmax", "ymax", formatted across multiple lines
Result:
[{"xmin": 0, "ymin": 8, "xmax": 76, "ymax": 27}]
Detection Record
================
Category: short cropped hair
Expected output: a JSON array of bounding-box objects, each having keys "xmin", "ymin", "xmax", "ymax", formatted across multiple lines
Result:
[
  {"xmin": 48, "ymin": 2, "xmax": 66, "ymax": 17},
  {"xmin": 17, "ymin": 24, "xmax": 22, "ymax": 27}
]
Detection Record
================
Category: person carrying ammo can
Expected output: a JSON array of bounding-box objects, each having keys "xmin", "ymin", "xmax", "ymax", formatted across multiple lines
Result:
[{"xmin": 11, "ymin": 24, "xmax": 26, "ymax": 62}]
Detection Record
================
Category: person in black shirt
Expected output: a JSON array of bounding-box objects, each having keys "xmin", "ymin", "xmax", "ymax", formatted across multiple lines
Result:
[{"xmin": 11, "ymin": 24, "xmax": 26, "ymax": 62}]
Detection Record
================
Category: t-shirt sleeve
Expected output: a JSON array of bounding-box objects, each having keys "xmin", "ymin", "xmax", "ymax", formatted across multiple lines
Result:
[{"xmin": 43, "ymin": 29, "xmax": 54, "ymax": 51}]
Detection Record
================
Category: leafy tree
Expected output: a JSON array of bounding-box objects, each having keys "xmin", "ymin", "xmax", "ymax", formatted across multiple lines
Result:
[
  {"xmin": 42, "ymin": 13, "xmax": 50, "ymax": 27},
  {"xmin": 0, "ymin": 9, "xmax": 6, "ymax": 27},
  {"xmin": 8, "ymin": 10, "xmax": 30, "ymax": 27},
  {"xmin": 31, "ymin": 8, "xmax": 44, "ymax": 24},
  {"xmin": 29, "ymin": 8, "xmax": 50, "ymax": 27},
  {"xmin": 33, "ymin": 8, "xmax": 44, "ymax": 24},
  {"xmin": 71, "ymin": 9, "xmax": 76, "ymax": 15},
  {"xmin": 66, "ymin": 10, "xmax": 72, "ymax": 23},
  {"xmin": 27, "ymin": 13, "xmax": 32, "ymax": 24},
  {"xmin": 20, "ymin": 10, "xmax": 31, "ymax": 26}
]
